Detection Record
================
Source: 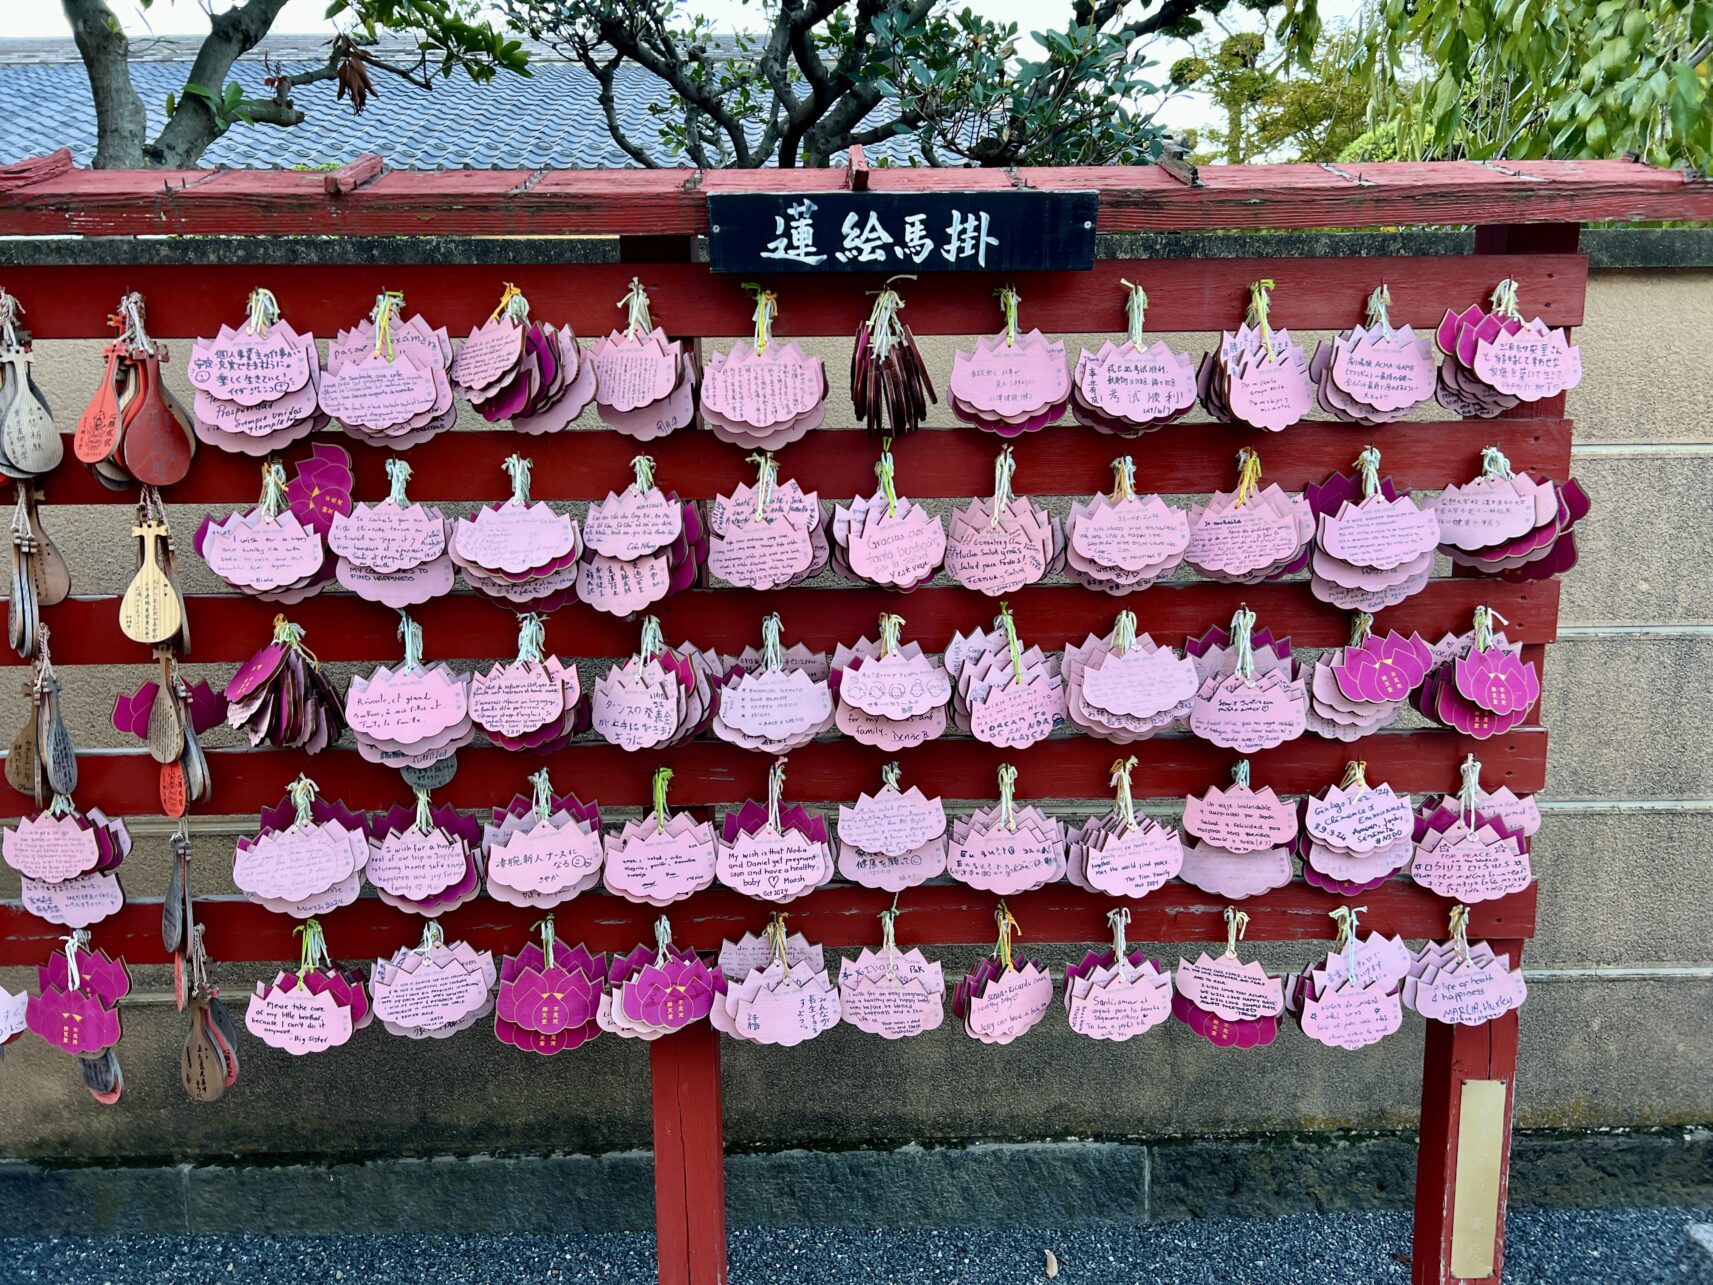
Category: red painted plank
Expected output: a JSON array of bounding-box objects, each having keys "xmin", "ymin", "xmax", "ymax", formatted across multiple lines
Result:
[
  {"xmin": 18, "ymin": 419, "xmax": 1575, "ymax": 508},
  {"xmin": 324, "ymin": 153, "xmax": 385, "ymax": 197},
  {"xmin": 650, "ymin": 1022, "xmax": 729, "ymax": 1285},
  {"xmin": 0, "ymin": 881, "xmax": 1537, "ymax": 967},
  {"xmin": 3, "ymin": 727, "xmax": 1547, "ymax": 820},
  {"xmin": 0, "ymin": 147, "xmax": 73, "ymax": 193},
  {"xmin": 0, "ymin": 254, "xmax": 1586, "ymax": 341},
  {"xmin": 10, "ymin": 578, "xmax": 1559, "ymax": 666},
  {"xmin": 1411, "ymin": 941, "xmax": 1524, "ymax": 1285},
  {"xmin": 2, "ymin": 160, "xmax": 1707, "ymax": 237}
]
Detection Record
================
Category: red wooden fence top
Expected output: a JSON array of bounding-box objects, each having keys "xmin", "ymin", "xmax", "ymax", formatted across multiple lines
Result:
[{"xmin": 0, "ymin": 153, "xmax": 1707, "ymax": 238}]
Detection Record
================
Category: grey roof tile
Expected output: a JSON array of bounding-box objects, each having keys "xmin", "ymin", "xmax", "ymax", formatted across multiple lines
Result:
[{"xmin": 0, "ymin": 35, "xmax": 928, "ymax": 169}]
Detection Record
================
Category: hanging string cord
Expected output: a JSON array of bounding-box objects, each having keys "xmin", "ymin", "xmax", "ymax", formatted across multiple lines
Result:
[
  {"xmin": 1233, "ymin": 447, "xmax": 1263, "ymax": 508},
  {"xmin": 1349, "ymin": 612, "xmax": 1374, "ymax": 648},
  {"xmin": 1110, "ymin": 756, "xmax": 1139, "ymax": 832},
  {"xmin": 416, "ymin": 919, "xmax": 445, "ymax": 956},
  {"xmin": 1330, "ymin": 905, "xmax": 1367, "ymax": 986},
  {"xmin": 259, "ymin": 459, "xmax": 289, "ymax": 521},
  {"xmin": 490, "ymin": 282, "xmax": 529, "ymax": 324},
  {"xmin": 1449, "ymin": 904, "xmax": 1471, "ymax": 964},
  {"xmin": 535, "ymin": 915, "xmax": 557, "ymax": 965},
  {"xmin": 1364, "ymin": 284, "xmax": 1393, "ymax": 337},
  {"xmin": 1109, "ymin": 907, "xmax": 1131, "ymax": 961},
  {"xmin": 766, "ymin": 757, "xmax": 787, "ymax": 832},
  {"xmin": 879, "ymin": 905, "xmax": 901, "ymax": 980},
  {"xmin": 246, "ymin": 287, "xmax": 281, "ymax": 337},
  {"xmin": 1489, "ymin": 279, "xmax": 1521, "ymax": 321},
  {"xmin": 637, "ymin": 615, "xmax": 665, "ymax": 664},
  {"xmin": 742, "ymin": 282, "xmax": 778, "ymax": 352},
  {"xmin": 1458, "ymin": 754, "xmax": 1482, "ymax": 830},
  {"xmin": 878, "ymin": 612, "xmax": 904, "ymax": 659},
  {"xmin": 988, "ymin": 446, "xmax": 1017, "ymax": 529},
  {"xmin": 1231, "ymin": 758, "xmax": 1252, "ymax": 789},
  {"xmin": 397, "ymin": 611, "xmax": 424, "ymax": 673},
  {"xmin": 412, "ymin": 786, "xmax": 435, "ymax": 834},
  {"xmin": 1223, "ymin": 906, "xmax": 1249, "ymax": 958},
  {"xmin": 760, "ymin": 612, "xmax": 785, "ymax": 672},
  {"xmin": 654, "ymin": 915, "xmax": 674, "ymax": 966},
  {"xmin": 1354, "ymin": 445, "xmax": 1381, "ymax": 500},
  {"xmin": 1472, "ymin": 604, "xmax": 1508, "ymax": 653},
  {"xmin": 515, "ymin": 613, "xmax": 546, "ymax": 665},
  {"xmin": 653, "ymin": 767, "xmax": 673, "ymax": 834},
  {"xmin": 1246, "ymin": 279, "xmax": 1277, "ymax": 362},
  {"xmin": 1120, "ymin": 280, "xmax": 1147, "ymax": 347},
  {"xmin": 997, "ymin": 763, "xmax": 1019, "ymax": 833},
  {"xmin": 1110, "ymin": 455, "xmax": 1136, "ymax": 503},
  {"xmin": 0, "ymin": 288, "xmax": 22, "ymax": 349},
  {"xmin": 1110, "ymin": 609, "xmax": 1136, "ymax": 657},
  {"xmin": 120, "ymin": 291, "xmax": 156, "ymax": 356},
  {"xmin": 294, "ymin": 919, "xmax": 330, "ymax": 979},
  {"xmin": 503, "ymin": 454, "xmax": 533, "ymax": 507},
  {"xmin": 881, "ymin": 760, "xmax": 902, "ymax": 792},
  {"xmin": 768, "ymin": 912, "xmax": 790, "ymax": 969},
  {"xmin": 995, "ymin": 285, "xmax": 1021, "ymax": 346},
  {"xmin": 1340, "ymin": 759, "xmax": 1369, "ymax": 798},
  {"xmin": 287, "ymin": 775, "xmax": 319, "ymax": 828},
  {"xmin": 996, "ymin": 601, "xmax": 1025, "ymax": 685},
  {"xmin": 748, "ymin": 451, "xmax": 777, "ymax": 521},
  {"xmin": 529, "ymin": 767, "xmax": 554, "ymax": 822},
  {"xmin": 1480, "ymin": 445, "xmax": 1514, "ymax": 480},
  {"xmin": 619, "ymin": 277, "xmax": 653, "ymax": 340},
  {"xmin": 61, "ymin": 929, "xmax": 90, "ymax": 991},
  {"xmin": 875, "ymin": 438, "xmax": 899, "ymax": 518},
  {"xmin": 994, "ymin": 902, "xmax": 1021, "ymax": 971},
  {"xmin": 864, "ymin": 284, "xmax": 905, "ymax": 363},
  {"xmin": 369, "ymin": 291, "xmax": 403, "ymax": 360},
  {"xmin": 386, "ymin": 458, "xmax": 413, "ymax": 507},
  {"xmin": 1230, "ymin": 604, "xmax": 1257, "ymax": 684},
  {"xmin": 631, "ymin": 454, "xmax": 656, "ymax": 495}
]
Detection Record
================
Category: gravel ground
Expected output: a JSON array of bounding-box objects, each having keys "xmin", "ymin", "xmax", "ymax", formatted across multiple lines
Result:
[{"xmin": 2, "ymin": 1207, "xmax": 1707, "ymax": 1284}]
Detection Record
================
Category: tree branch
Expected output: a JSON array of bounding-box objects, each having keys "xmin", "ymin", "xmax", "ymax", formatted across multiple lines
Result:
[
  {"xmin": 148, "ymin": 0, "xmax": 293, "ymax": 167},
  {"xmin": 588, "ymin": 53, "xmax": 662, "ymax": 167},
  {"xmin": 63, "ymin": 0, "xmax": 149, "ymax": 168}
]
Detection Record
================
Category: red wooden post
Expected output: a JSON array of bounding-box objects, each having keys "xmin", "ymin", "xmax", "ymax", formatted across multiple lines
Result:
[
  {"xmin": 650, "ymin": 1022, "xmax": 729, "ymax": 1285},
  {"xmin": 1412, "ymin": 940, "xmax": 1524, "ymax": 1285}
]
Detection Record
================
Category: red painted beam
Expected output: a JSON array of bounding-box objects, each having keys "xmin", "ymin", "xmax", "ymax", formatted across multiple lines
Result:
[
  {"xmin": 0, "ymin": 255, "xmax": 1587, "ymax": 341},
  {"xmin": 0, "ymin": 158, "xmax": 1706, "ymax": 237},
  {"xmin": 16, "ymin": 420, "xmax": 1575, "ymax": 508},
  {"xmin": 0, "ymin": 880, "xmax": 1538, "ymax": 966},
  {"xmin": 7, "ymin": 578, "xmax": 1560, "ymax": 666},
  {"xmin": 1, "ymin": 727, "xmax": 1547, "ymax": 819}
]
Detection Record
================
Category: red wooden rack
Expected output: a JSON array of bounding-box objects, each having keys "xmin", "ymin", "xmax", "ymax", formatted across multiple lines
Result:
[{"xmin": 1, "ymin": 155, "xmax": 1706, "ymax": 1284}]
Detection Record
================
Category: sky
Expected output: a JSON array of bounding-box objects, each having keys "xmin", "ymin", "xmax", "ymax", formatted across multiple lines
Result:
[{"xmin": 2, "ymin": 0, "xmax": 1362, "ymax": 137}]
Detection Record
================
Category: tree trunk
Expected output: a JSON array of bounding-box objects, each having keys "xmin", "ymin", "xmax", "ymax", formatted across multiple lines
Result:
[{"xmin": 64, "ymin": 0, "xmax": 148, "ymax": 168}]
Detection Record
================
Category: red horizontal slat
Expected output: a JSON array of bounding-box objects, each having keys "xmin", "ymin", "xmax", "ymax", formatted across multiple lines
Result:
[
  {"xmin": 1, "ymin": 159, "xmax": 1706, "ymax": 237},
  {"xmin": 21, "ymin": 419, "xmax": 1574, "ymax": 507},
  {"xmin": 0, "ymin": 879, "xmax": 1538, "ymax": 967},
  {"xmin": 4, "ymin": 727, "xmax": 1546, "ymax": 819},
  {"xmin": 10, "ymin": 578, "xmax": 1559, "ymax": 666},
  {"xmin": 0, "ymin": 254, "xmax": 1586, "ymax": 341}
]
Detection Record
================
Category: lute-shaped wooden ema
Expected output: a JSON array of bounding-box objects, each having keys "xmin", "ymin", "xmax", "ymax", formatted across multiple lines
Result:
[
  {"xmin": 8, "ymin": 493, "xmax": 36, "ymax": 659},
  {"xmin": 31, "ymin": 628, "xmax": 77, "ymax": 806},
  {"xmin": 73, "ymin": 340, "xmax": 125, "ymax": 467},
  {"xmin": 122, "ymin": 349, "xmax": 194, "ymax": 487},
  {"xmin": 6, "ymin": 678, "xmax": 38, "ymax": 797},
  {"xmin": 147, "ymin": 647, "xmax": 184, "ymax": 765},
  {"xmin": 0, "ymin": 289, "xmax": 61, "ymax": 477},
  {"xmin": 120, "ymin": 519, "xmax": 184, "ymax": 646},
  {"xmin": 23, "ymin": 488, "xmax": 70, "ymax": 609}
]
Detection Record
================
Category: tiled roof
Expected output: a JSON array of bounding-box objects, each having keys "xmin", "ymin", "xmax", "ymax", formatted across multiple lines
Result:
[{"xmin": 0, "ymin": 35, "xmax": 925, "ymax": 169}]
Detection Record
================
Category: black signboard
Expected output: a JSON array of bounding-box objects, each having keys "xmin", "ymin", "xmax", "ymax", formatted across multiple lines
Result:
[{"xmin": 706, "ymin": 189, "xmax": 1099, "ymax": 274}]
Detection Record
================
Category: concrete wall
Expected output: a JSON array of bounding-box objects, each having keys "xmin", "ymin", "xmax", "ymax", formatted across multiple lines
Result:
[{"xmin": 0, "ymin": 255, "xmax": 1708, "ymax": 1164}]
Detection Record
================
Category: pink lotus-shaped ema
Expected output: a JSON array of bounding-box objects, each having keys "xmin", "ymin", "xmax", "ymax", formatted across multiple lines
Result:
[
  {"xmin": 1334, "ymin": 631, "xmax": 1433, "ymax": 705},
  {"xmin": 27, "ymin": 986, "xmax": 122, "ymax": 1056},
  {"xmin": 1171, "ymin": 990, "xmax": 1278, "ymax": 1049},
  {"xmin": 499, "ymin": 965, "xmax": 603, "ymax": 1035},
  {"xmin": 620, "ymin": 957, "xmax": 715, "ymax": 1030},
  {"xmin": 1455, "ymin": 648, "xmax": 1540, "ymax": 717}
]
